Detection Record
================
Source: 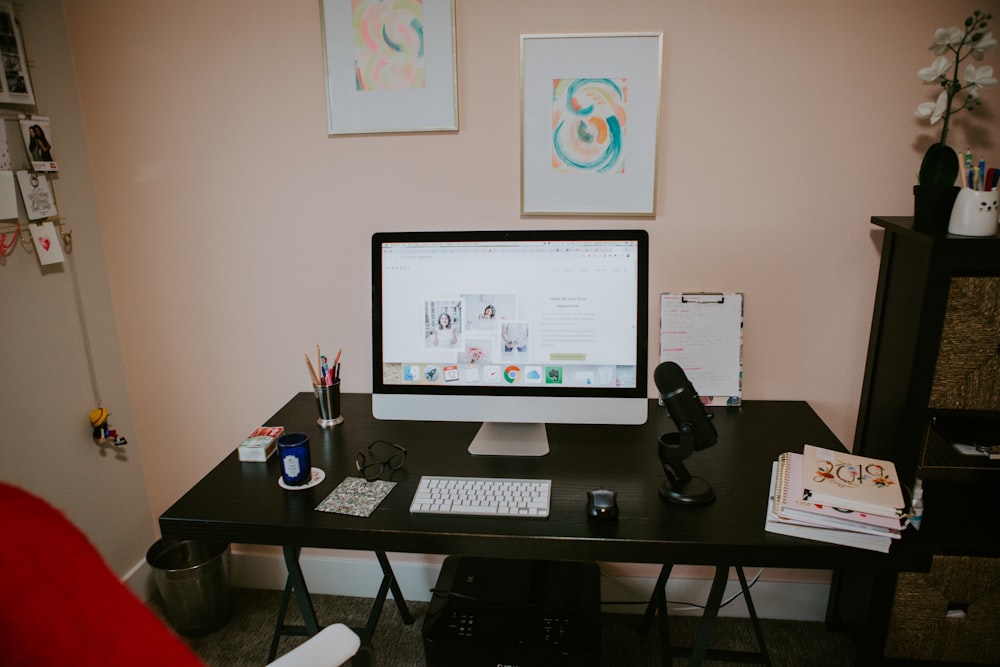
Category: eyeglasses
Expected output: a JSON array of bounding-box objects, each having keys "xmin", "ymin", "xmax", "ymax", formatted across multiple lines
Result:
[{"xmin": 356, "ymin": 440, "xmax": 407, "ymax": 481}]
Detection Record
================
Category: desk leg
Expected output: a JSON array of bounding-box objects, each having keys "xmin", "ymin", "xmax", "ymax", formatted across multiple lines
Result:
[
  {"xmin": 638, "ymin": 563, "xmax": 674, "ymax": 665},
  {"xmin": 357, "ymin": 552, "xmax": 414, "ymax": 643},
  {"xmin": 267, "ymin": 546, "xmax": 321, "ymax": 662},
  {"xmin": 376, "ymin": 551, "xmax": 414, "ymax": 625},
  {"xmin": 689, "ymin": 566, "xmax": 772, "ymax": 666},
  {"xmin": 736, "ymin": 566, "xmax": 771, "ymax": 666},
  {"xmin": 637, "ymin": 565, "xmax": 747, "ymax": 666},
  {"xmin": 285, "ymin": 546, "xmax": 321, "ymax": 634},
  {"xmin": 639, "ymin": 565, "xmax": 771, "ymax": 667},
  {"xmin": 639, "ymin": 563, "xmax": 672, "ymax": 633},
  {"xmin": 267, "ymin": 549, "xmax": 413, "ymax": 661},
  {"xmin": 686, "ymin": 565, "xmax": 729, "ymax": 666}
]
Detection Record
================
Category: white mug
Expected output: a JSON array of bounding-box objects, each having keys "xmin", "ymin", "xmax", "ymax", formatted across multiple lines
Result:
[{"xmin": 947, "ymin": 188, "xmax": 1000, "ymax": 237}]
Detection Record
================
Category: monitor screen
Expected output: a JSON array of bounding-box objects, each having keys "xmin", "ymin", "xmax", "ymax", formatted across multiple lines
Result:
[{"xmin": 372, "ymin": 229, "xmax": 649, "ymax": 455}]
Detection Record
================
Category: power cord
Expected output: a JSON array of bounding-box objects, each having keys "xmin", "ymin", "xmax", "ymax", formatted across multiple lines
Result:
[
  {"xmin": 598, "ymin": 565, "xmax": 765, "ymax": 613},
  {"xmin": 427, "ymin": 564, "xmax": 767, "ymax": 614}
]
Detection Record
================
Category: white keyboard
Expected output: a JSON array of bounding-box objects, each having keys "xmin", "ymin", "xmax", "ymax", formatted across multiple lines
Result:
[{"xmin": 410, "ymin": 476, "xmax": 551, "ymax": 518}]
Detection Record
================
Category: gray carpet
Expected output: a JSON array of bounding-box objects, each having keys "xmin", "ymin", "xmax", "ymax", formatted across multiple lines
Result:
[{"xmin": 150, "ymin": 587, "xmax": 856, "ymax": 666}]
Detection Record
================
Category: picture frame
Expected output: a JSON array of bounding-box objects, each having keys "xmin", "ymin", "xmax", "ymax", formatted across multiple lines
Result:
[
  {"xmin": 520, "ymin": 33, "xmax": 663, "ymax": 216},
  {"xmin": 0, "ymin": 2, "xmax": 34, "ymax": 107},
  {"xmin": 321, "ymin": 0, "xmax": 458, "ymax": 135}
]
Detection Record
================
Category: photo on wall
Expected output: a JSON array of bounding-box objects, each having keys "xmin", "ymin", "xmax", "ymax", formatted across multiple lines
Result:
[
  {"xmin": 0, "ymin": 3, "xmax": 34, "ymax": 106},
  {"xmin": 19, "ymin": 116, "xmax": 57, "ymax": 172}
]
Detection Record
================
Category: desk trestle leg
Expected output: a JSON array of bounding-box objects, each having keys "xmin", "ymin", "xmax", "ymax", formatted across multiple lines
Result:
[
  {"xmin": 637, "ymin": 564, "xmax": 772, "ymax": 667},
  {"xmin": 267, "ymin": 547, "xmax": 415, "ymax": 663},
  {"xmin": 368, "ymin": 551, "xmax": 415, "ymax": 635},
  {"xmin": 268, "ymin": 546, "xmax": 320, "ymax": 662}
]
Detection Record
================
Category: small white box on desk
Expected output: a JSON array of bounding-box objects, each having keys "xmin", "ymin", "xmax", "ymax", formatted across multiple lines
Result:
[{"xmin": 238, "ymin": 426, "xmax": 284, "ymax": 462}]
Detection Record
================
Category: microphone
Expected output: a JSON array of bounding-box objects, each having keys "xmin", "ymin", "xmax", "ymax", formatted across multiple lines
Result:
[
  {"xmin": 654, "ymin": 361, "xmax": 718, "ymax": 504},
  {"xmin": 654, "ymin": 362, "xmax": 717, "ymax": 450}
]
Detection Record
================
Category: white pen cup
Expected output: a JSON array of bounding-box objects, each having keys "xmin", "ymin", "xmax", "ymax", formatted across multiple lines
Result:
[{"xmin": 948, "ymin": 188, "xmax": 1000, "ymax": 236}]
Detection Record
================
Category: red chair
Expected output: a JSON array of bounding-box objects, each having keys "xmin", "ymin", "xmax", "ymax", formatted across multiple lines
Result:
[{"xmin": 0, "ymin": 482, "xmax": 359, "ymax": 666}]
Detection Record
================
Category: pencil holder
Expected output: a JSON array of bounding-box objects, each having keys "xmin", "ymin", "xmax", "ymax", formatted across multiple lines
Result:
[
  {"xmin": 947, "ymin": 188, "xmax": 999, "ymax": 237},
  {"xmin": 314, "ymin": 381, "xmax": 343, "ymax": 427}
]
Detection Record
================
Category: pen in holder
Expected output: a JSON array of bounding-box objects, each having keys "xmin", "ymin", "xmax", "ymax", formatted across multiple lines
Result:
[{"xmin": 314, "ymin": 380, "xmax": 344, "ymax": 427}]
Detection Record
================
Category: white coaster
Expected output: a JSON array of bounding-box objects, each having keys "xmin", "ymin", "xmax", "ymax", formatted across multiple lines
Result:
[{"xmin": 278, "ymin": 467, "xmax": 325, "ymax": 491}]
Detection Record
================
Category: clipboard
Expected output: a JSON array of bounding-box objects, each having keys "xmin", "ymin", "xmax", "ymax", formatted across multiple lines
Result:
[{"xmin": 660, "ymin": 292, "xmax": 743, "ymax": 406}]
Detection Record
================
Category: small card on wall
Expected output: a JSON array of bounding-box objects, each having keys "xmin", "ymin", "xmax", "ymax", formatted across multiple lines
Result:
[
  {"xmin": 16, "ymin": 170, "xmax": 56, "ymax": 220},
  {"xmin": 0, "ymin": 170, "xmax": 17, "ymax": 219},
  {"xmin": 19, "ymin": 116, "xmax": 57, "ymax": 172},
  {"xmin": 0, "ymin": 124, "xmax": 10, "ymax": 170},
  {"xmin": 29, "ymin": 221, "xmax": 64, "ymax": 265}
]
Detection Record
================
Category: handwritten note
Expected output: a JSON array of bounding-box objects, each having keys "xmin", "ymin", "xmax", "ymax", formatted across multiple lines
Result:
[{"xmin": 660, "ymin": 293, "xmax": 743, "ymax": 406}]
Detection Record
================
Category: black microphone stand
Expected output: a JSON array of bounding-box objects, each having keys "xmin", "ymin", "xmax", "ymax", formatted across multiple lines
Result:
[{"xmin": 657, "ymin": 425, "xmax": 716, "ymax": 505}]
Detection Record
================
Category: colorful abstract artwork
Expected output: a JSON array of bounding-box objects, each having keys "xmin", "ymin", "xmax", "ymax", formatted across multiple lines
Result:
[
  {"xmin": 552, "ymin": 78, "xmax": 627, "ymax": 174},
  {"xmin": 521, "ymin": 33, "xmax": 660, "ymax": 214},
  {"xmin": 352, "ymin": 0, "xmax": 425, "ymax": 91}
]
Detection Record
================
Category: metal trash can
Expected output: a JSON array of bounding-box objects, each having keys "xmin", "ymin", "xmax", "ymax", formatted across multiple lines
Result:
[{"xmin": 146, "ymin": 538, "xmax": 231, "ymax": 636}]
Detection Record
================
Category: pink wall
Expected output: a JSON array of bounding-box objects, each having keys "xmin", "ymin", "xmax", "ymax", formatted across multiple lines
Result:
[{"xmin": 63, "ymin": 0, "xmax": 1000, "ymax": 515}]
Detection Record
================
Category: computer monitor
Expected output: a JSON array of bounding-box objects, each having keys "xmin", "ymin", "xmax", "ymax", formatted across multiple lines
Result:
[{"xmin": 372, "ymin": 229, "xmax": 649, "ymax": 456}]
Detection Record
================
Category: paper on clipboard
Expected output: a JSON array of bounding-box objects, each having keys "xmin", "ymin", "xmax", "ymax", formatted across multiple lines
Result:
[{"xmin": 660, "ymin": 292, "xmax": 743, "ymax": 406}]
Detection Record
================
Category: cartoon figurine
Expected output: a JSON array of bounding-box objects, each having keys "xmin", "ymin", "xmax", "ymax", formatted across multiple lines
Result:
[
  {"xmin": 90, "ymin": 407, "xmax": 110, "ymax": 439},
  {"xmin": 89, "ymin": 407, "xmax": 127, "ymax": 446}
]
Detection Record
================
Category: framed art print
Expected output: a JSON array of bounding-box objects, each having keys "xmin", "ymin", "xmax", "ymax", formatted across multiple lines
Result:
[
  {"xmin": 321, "ymin": 0, "xmax": 458, "ymax": 135},
  {"xmin": 521, "ymin": 33, "xmax": 663, "ymax": 216},
  {"xmin": 0, "ymin": 3, "xmax": 34, "ymax": 106}
]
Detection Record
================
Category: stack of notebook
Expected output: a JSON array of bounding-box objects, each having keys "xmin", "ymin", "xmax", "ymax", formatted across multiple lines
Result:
[{"xmin": 765, "ymin": 444, "xmax": 907, "ymax": 553}]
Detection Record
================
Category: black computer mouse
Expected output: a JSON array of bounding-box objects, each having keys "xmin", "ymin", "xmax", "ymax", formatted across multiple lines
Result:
[{"xmin": 587, "ymin": 488, "xmax": 619, "ymax": 521}]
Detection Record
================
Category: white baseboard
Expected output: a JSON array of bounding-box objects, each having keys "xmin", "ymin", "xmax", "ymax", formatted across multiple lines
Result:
[
  {"xmin": 123, "ymin": 551, "xmax": 158, "ymax": 601},
  {"xmin": 128, "ymin": 546, "xmax": 832, "ymax": 622}
]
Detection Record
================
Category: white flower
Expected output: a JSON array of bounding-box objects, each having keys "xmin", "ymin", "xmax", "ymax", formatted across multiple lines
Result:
[
  {"xmin": 972, "ymin": 31, "xmax": 998, "ymax": 60},
  {"xmin": 915, "ymin": 90, "xmax": 948, "ymax": 124},
  {"xmin": 931, "ymin": 26, "xmax": 964, "ymax": 54},
  {"xmin": 918, "ymin": 56, "xmax": 952, "ymax": 83},
  {"xmin": 915, "ymin": 11, "xmax": 995, "ymax": 154},
  {"xmin": 964, "ymin": 64, "xmax": 998, "ymax": 96}
]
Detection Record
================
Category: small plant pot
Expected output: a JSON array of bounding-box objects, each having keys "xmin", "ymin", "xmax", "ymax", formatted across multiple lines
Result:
[{"xmin": 913, "ymin": 185, "xmax": 960, "ymax": 234}]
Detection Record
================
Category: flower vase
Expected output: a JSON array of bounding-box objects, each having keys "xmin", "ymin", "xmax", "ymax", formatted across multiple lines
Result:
[{"xmin": 913, "ymin": 185, "xmax": 960, "ymax": 233}]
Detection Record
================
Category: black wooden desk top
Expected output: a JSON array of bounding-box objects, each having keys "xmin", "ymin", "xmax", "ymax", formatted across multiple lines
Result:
[{"xmin": 159, "ymin": 394, "xmax": 928, "ymax": 570}]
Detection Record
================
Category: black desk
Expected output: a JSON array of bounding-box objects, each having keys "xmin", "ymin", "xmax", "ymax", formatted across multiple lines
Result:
[{"xmin": 159, "ymin": 394, "xmax": 929, "ymax": 665}]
